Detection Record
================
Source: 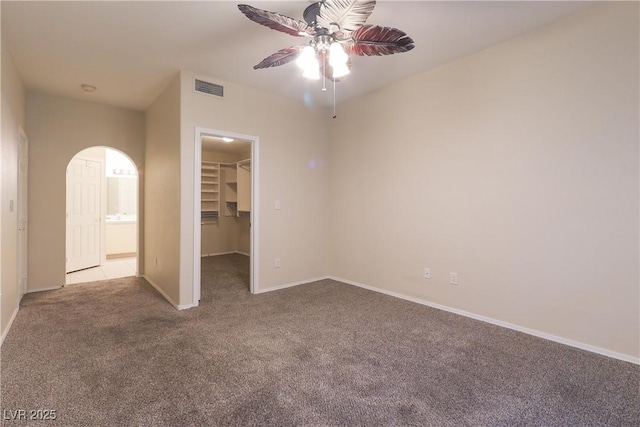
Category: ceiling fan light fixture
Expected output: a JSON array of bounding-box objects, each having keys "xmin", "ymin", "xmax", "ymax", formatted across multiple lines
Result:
[
  {"xmin": 332, "ymin": 62, "xmax": 350, "ymax": 79},
  {"xmin": 302, "ymin": 59, "xmax": 321, "ymax": 80},
  {"xmin": 329, "ymin": 42, "xmax": 348, "ymax": 67},
  {"xmin": 296, "ymin": 45, "xmax": 316, "ymax": 70},
  {"xmin": 297, "ymin": 45, "xmax": 321, "ymax": 79}
]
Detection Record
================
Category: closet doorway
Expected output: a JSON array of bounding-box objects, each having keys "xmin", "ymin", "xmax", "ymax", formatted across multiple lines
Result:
[{"xmin": 194, "ymin": 128, "xmax": 258, "ymax": 303}]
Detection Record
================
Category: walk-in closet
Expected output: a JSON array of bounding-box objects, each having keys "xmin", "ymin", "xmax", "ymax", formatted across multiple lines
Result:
[{"xmin": 200, "ymin": 136, "xmax": 251, "ymax": 292}]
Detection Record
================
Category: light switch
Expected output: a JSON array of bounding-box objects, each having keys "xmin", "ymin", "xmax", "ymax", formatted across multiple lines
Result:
[
  {"xmin": 275, "ymin": 200, "xmax": 281, "ymax": 210},
  {"xmin": 9, "ymin": 200, "xmax": 14, "ymax": 212}
]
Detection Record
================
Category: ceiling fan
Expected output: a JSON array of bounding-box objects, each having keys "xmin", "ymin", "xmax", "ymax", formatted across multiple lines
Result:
[{"xmin": 238, "ymin": 0, "xmax": 415, "ymax": 82}]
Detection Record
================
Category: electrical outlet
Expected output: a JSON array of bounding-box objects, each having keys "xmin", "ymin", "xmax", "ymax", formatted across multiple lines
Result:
[
  {"xmin": 450, "ymin": 272, "xmax": 458, "ymax": 285},
  {"xmin": 275, "ymin": 258, "xmax": 281, "ymax": 268},
  {"xmin": 423, "ymin": 268, "xmax": 431, "ymax": 279}
]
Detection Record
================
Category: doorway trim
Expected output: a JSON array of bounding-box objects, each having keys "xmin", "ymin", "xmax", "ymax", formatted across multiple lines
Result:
[
  {"xmin": 193, "ymin": 127, "xmax": 259, "ymax": 303},
  {"xmin": 17, "ymin": 126, "xmax": 28, "ymax": 300}
]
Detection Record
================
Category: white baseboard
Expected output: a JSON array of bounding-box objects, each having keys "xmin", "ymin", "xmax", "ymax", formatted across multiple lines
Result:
[
  {"xmin": 26, "ymin": 285, "xmax": 63, "ymax": 293},
  {"xmin": 329, "ymin": 276, "xmax": 640, "ymax": 365},
  {"xmin": 142, "ymin": 275, "xmax": 195, "ymax": 310},
  {"xmin": 202, "ymin": 251, "xmax": 250, "ymax": 258},
  {"xmin": 256, "ymin": 276, "xmax": 330, "ymax": 294},
  {"xmin": 1, "ymin": 306, "xmax": 19, "ymax": 347},
  {"xmin": 201, "ymin": 251, "xmax": 235, "ymax": 257}
]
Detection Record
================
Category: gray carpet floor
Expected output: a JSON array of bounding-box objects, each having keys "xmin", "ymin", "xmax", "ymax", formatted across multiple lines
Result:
[{"xmin": 1, "ymin": 254, "xmax": 638, "ymax": 426}]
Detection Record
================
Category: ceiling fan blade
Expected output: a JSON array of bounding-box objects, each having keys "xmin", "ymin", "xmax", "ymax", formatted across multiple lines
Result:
[
  {"xmin": 238, "ymin": 4, "xmax": 312, "ymax": 37},
  {"xmin": 317, "ymin": 0, "xmax": 376, "ymax": 32},
  {"xmin": 254, "ymin": 46, "xmax": 305, "ymax": 69},
  {"xmin": 346, "ymin": 25, "xmax": 415, "ymax": 56}
]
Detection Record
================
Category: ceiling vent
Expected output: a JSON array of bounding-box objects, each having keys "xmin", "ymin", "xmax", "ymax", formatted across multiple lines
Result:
[{"xmin": 194, "ymin": 78, "xmax": 224, "ymax": 98}]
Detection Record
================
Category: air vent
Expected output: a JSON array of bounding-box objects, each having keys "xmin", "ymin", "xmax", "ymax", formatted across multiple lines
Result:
[{"xmin": 194, "ymin": 79, "xmax": 224, "ymax": 97}]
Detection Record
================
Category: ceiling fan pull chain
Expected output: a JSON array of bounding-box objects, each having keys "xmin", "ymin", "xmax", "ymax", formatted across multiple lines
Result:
[
  {"xmin": 322, "ymin": 60, "xmax": 327, "ymax": 92},
  {"xmin": 332, "ymin": 77, "xmax": 337, "ymax": 119}
]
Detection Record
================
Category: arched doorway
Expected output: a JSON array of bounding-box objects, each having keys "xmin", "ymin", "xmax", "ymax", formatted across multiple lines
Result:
[{"xmin": 65, "ymin": 146, "xmax": 139, "ymax": 285}]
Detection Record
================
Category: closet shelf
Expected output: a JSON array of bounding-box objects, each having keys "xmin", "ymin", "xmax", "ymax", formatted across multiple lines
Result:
[
  {"xmin": 238, "ymin": 159, "xmax": 251, "ymax": 171},
  {"xmin": 201, "ymin": 161, "xmax": 220, "ymax": 217},
  {"xmin": 220, "ymin": 159, "xmax": 250, "ymax": 217}
]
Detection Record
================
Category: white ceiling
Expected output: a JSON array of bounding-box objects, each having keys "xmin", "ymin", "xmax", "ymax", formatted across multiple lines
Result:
[{"xmin": 1, "ymin": 1, "xmax": 596, "ymax": 112}]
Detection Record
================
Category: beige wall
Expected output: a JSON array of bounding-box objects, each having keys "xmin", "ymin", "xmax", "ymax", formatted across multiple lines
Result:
[
  {"xmin": 328, "ymin": 3, "xmax": 639, "ymax": 358},
  {"xmin": 180, "ymin": 70, "xmax": 330, "ymax": 304},
  {"xmin": 237, "ymin": 216, "xmax": 250, "ymax": 255},
  {"xmin": 25, "ymin": 93, "xmax": 145, "ymax": 291},
  {"xmin": 1, "ymin": 38, "xmax": 26, "ymax": 339},
  {"xmin": 144, "ymin": 74, "xmax": 181, "ymax": 304}
]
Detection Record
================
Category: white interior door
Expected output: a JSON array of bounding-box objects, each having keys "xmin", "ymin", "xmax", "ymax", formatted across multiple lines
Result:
[
  {"xmin": 17, "ymin": 128, "xmax": 28, "ymax": 298},
  {"xmin": 66, "ymin": 158, "xmax": 101, "ymax": 273}
]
